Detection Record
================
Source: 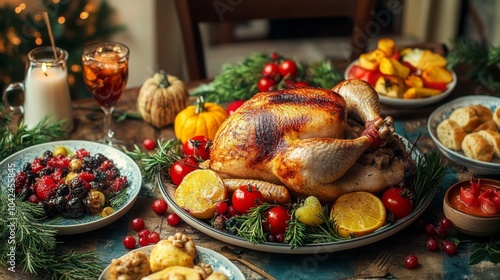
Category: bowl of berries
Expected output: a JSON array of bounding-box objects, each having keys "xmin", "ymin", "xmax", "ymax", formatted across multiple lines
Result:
[
  {"xmin": 0, "ymin": 140, "xmax": 142, "ymax": 235},
  {"xmin": 443, "ymin": 178, "xmax": 500, "ymax": 237}
]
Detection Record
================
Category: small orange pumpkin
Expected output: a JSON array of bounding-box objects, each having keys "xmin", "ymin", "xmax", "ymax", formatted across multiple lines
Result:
[{"xmin": 174, "ymin": 96, "xmax": 227, "ymax": 144}]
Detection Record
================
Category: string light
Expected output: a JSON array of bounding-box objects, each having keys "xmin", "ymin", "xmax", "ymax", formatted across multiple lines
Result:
[
  {"xmin": 80, "ymin": 11, "xmax": 89, "ymax": 20},
  {"xmin": 58, "ymin": 16, "xmax": 65, "ymax": 24},
  {"xmin": 35, "ymin": 38, "xmax": 43, "ymax": 45}
]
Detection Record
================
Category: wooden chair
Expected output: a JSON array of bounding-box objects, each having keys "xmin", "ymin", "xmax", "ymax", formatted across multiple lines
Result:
[{"xmin": 174, "ymin": 0, "xmax": 377, "ymax": 81}]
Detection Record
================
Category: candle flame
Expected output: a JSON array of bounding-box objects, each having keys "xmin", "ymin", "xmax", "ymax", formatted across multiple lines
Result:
[{"xmin": 42, "ymin": 63, "xmax": 48, "ymax": 76}]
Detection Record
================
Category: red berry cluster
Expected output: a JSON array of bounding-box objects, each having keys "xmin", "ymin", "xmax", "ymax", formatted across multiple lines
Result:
[
  {"xmin": 257, "ymin": 53, "xmax": 307, "ymax": 92},
  {"xmin": 123, "ymin": 199, "xmax": 181, "ymax": 249},
  {"xmin": 14, "ymin": 148, "xmax": 128, "ymax": 218},
  {"xmin": 422, "ymin": 218, "xmax": 458, "ymax": 255}
]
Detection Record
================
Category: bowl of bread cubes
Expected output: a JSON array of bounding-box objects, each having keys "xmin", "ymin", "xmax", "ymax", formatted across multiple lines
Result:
[{"xmin": 428, "ymin": 95, "xmax": 500, "ymax": 174}]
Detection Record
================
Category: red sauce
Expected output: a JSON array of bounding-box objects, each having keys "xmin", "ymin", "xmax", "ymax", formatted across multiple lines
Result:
[{"xmin": 449, "ymin": 185, "xmax": 499, "ymax": 217}]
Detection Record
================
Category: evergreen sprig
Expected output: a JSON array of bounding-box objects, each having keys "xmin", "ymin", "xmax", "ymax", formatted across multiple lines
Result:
[
  {"xmin": 447, "ymin": 38, "xmax": 500, "ymax": 95},
  {"xmin": 227, "ymin": 203, "xmax": 272, "ymax": 245},
  {"xmin": 0, "ymin": 191, "xmax": 102, "ymax": 279},
  {"xmin": 123, "ymin": 138, "xmax": 183, "ymax": 183},
  {"xmin": 191, "ymin": 53, "xmax": 343, "ymax": 104},
  {"xmin": 0, "ymin": 109, "xmax": 67, "ymax": 161},
  {"xmin": 411, "ymin": 150, "xmax": 447, "ymax": 205}
]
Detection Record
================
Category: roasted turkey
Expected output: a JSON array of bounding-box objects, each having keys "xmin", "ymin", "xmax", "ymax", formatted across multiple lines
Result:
[{"xmin": 209, "ymin": 79, "xmax": 411, "ymax": 202}]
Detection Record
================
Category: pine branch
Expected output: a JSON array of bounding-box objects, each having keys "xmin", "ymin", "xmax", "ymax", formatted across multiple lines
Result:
[
  {"xmin": 0, "ymin": 192, "xmax": 102, "ymax": 278},
  {"xmin": 0, "ymin": 115, "xmax": 67, "ymax": 161},
  {"xmin": 123, "ymin": 138, "xmax": 183, "ymax": 183}
]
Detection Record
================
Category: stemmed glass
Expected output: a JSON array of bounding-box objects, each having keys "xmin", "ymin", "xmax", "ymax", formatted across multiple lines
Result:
[{"xmin": 82, "ymin": 42, "xmax": 129, "ymax": 146}]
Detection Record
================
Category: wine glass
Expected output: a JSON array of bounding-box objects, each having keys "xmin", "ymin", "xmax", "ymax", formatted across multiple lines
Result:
[{"xmin": 82, "ymin": 42, "xmax": 129, "ymax": 146}]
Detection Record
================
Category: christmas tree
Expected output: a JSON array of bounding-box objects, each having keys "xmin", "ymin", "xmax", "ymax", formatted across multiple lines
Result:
[{"xmin": 0, "ymin": 0, "xmax": 125, "ymax": 99}]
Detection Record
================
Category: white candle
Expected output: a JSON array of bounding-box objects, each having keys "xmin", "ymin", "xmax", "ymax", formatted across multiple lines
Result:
[{"xmin": 24, "ymin": 63, "xmax": 74, "ymax": 132}]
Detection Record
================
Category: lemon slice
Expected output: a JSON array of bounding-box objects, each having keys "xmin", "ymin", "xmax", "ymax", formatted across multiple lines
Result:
[
  {"xmin": 330, "ymin": 192, "xmax": 386, "ymax": 238},
  {"xmin": 174, "ymin": 169, "xmax": 227, "ymax": 219}
]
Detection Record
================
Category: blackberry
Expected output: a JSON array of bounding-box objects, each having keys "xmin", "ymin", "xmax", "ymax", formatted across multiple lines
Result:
[
  {"xmin": 37, "ymin": 166, "xmax": 55, "ymax": 176},
  {"xmin": 42, "ymin": 150, "xmax": 53, "ymax": 162},
  {"xmin": 93, "ymin": 170, "xmax": 107, "ymax": 182},
  {"xmin": 93, "ymin": 153, "xmax": 108, "ymax": 165},
  {"xmin": 61, "ymin": 196, "xmax": 86, "ymax": 218},
  {"xmin": 22, "ymin": 162, "xmax": 31, "ymax": 172}
]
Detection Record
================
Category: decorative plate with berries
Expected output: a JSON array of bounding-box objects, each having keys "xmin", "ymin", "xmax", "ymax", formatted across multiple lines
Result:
[{"xmin": 0, "ymin": 140, "xmax": 142, "ymax": 235}]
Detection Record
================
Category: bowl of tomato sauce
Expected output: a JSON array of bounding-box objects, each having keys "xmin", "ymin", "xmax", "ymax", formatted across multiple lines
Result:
[{"xmin": 443, "ymin": 178, "xmax": 500, "ymax": 237}]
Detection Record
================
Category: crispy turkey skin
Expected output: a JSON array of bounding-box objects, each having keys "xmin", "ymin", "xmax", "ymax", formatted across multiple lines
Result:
[{"xmin": 209, "ymin": 79, "xmax": 404, "ymax": 201}]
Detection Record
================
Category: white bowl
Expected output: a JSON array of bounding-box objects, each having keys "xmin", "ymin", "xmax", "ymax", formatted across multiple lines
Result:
[
  {"xmin": 427, "ymin": 95, "xmax": 500, "ymax": 174},
  {"xmin": 344, "ymin": 59, "xmax": 456, "ymax": 108}
]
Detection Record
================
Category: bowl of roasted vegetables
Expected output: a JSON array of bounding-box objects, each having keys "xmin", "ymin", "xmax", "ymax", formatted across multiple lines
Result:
[{"xmin": 345, "ymin": 38, "xmax": 456, "ymax": 108}]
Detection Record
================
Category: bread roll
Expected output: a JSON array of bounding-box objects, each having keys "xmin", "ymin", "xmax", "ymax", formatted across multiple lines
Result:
[
  {"xmin": 449, "ymin": 107, "xmax": 482, "ymax": 132},
  {"xmin": 437, "ymin": 119, "xmax": 466, "ymax": 150},
  {"xmin": 470, "ymin": 105, "xmax": 493, "ymax": 122},
  {"xmin": 493, "ymin": 107, "xmax": 500, "ymax": 128},
  {"xmin": 477, "ymin": 130, "xmax": 500, "ymax": 158},
  {"xmin": 473, "ymin": 119, "xmax": 498, "ymax": 132},
  {"xmin": 461, "ymin": 133, "xmax": 494, "ymax": 162}
]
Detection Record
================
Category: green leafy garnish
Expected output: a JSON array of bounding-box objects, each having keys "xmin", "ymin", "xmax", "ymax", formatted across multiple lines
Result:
[
  {"xmin": 468, "ymin": 239, "xmax": 500, "ymax": 265},
  {"xmin": 0, "ymin": 192, "xmax": 102, "ymax": 279},
  {"xmin": 123, "ymin": 138, "xmax": 183, "ymax": 183},
  {"xmin": 411, "ymin": 150, "xmax": 447, "ymax": 205}
]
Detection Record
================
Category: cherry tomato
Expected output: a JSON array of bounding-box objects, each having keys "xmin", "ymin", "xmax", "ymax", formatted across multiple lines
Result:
[
  {"xmin": 143, "ymin": 138, "xmax": 156, "ymax": 150},
  {"xmin": 231, "ymin": 185, "xmax": 264, "ymax": 213},
  {"xmin": 262, "ymin": 62, "xmax": 280, "ymax": 78},
  {"xmin": 169, "ymin": 156, "xmax": 198, "ymax": 186},
  {"xmin": 183, "ymin": 136, "xmax": 211, "ymax": 160},
  {"xmin": 148, "ymin": 231, "xmax": 160, "ymax": 244},
  {"xmin": 152, "ymin": 199, "xmax": 168, "ymax": 215},
  {"xmin": 442, "ymin": 241, "xmax": 457, "ymax": 255},
  {"xmin": 139, "ymin": 236, "xmax": 149, "ymax": 246},
  {"xmin": 258, "ymin": 77, "xmax": 276, "ymax": 92},
  {"xmin": 138, "ymin": 229, "xmax": 150, "ymax": 239},
  {"xmin": 381, "ymin": 187, "xmax": 414, "ymax": 219},
  {"xmin": 424, "ymin": 223, "xmax": 436, "ymax": 237},
  {"xmin": 216, "ymin": 201, "xmax": 228, "ymax": 215},
  {"xmin": 264, "ymin": 206, "xmax": 290, "ymax": 235},
  {"xmin": 122, "ymin": 235, "xmax": 136, "ymax": 249},
  {"xmin": 279, "ymin": 60, "xmax": 298, "ymax": 78},
  {"xmin": 427, "ymin": 237, "xmax": 439, "ymax": 252},
  {"xmin": 226, "ymin": 100, "xmax": 246, "ymax": 115},
  {"xmin": 404, "ymin": 255, "xmax": 419, "ymax": 269},
  {"xmin": 439, "ymin": 218, "xmax": 453, "ymax": 230},
  {"xmin": 166, "ymin": 213, "xmax": 180, "ymax": 226},
  {"xmin": 131, "ymin": 217, "xmax": 145, "ymax": 231}
]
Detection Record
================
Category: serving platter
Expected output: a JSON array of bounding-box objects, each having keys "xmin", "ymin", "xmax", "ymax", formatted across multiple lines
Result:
[
  {"xmin": 344, "ymin": 60, "xmax": 457, "ymax": 108},
  {"xmin": 428, "ymin": 95, "xmax": 500, "ymax": 175},
  {"xmin": 0, "ymin": 140, "xmax": 142, "ymax": 235},
  {"xmin": 158, "ymin": 136, "xmax": 435, "ymax": 254},
  {"xmin": 99, "ymin": 245, "xmax": 245, "ymax": 280}
]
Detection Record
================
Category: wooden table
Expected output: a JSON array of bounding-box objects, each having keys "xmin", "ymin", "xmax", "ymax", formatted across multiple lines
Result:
[{"xmin": 2, "ymin": 66, "xmax": 499, "ymax": 280}]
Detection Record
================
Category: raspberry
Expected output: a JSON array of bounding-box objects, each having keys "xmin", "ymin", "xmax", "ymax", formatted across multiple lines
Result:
[
  {"xmin": 78, "ymin": 171, "xmax": 95, "ymax": 182},
  {"xmin": 47, "ymin": 155, "xmax": 70, "ymax": 169},
  {"xmin": 75, "ymin": 148, "xmax": 90, "ymax": 159},
  {"xmin": 51, "ymin": 168, "xmax": 65, "ymax": 184},
  {"xmin": 35, "ymin": 176, "xmax": 58, "ymax": 201},
  {"xmin": 111, "ymin": 176, "xmax": 128, "ymax": 192},
  {"xmin": 97, "ymin": 160, "xmax": 114, "ymax": 171},
  {"xmin": 31, "ymin": 158, "xmax": 45, "ymax": 174},
  {"xmin": 14, "ymin": 172, "xmax": 29, "ymax": 193}
]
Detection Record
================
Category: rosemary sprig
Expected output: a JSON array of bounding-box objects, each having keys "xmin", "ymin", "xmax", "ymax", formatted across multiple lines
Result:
[
  {"xmin": 0, "ymin": 113, "xmax": 67, "ymax": 161},
  {"xmin": 305, "ymin": 208, "xmax": 344, "ymax": 243},
  {"xmin": 109, "ymin": 189, "xmax": 129, "ymax": 209},
  {"xmin": 308, "ymin": 60, "xmax": 343, "ymax": 89},
  {"xmin": 0, "ymin": 191, "xmax": 102, "ymax": 278},
  {"xmin": 411, "ymin": 150, "xmax": 447, "ymax": 204},
  {"xmin": 285, "ymin": 207, "xmax": 309, "ymax": 249},
  {"xmin": 123, "ymin": 138, "xmax": 183, "ymax": 183},
  {"xmin": 227, "ymin": 203, "xmax": 274, "ymax": 245}
]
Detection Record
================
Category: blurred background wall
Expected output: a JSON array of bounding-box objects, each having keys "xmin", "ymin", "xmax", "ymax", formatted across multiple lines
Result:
[{"xmin": 1, "ymin": 0, "xmax": 499, "ymax": 98}]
